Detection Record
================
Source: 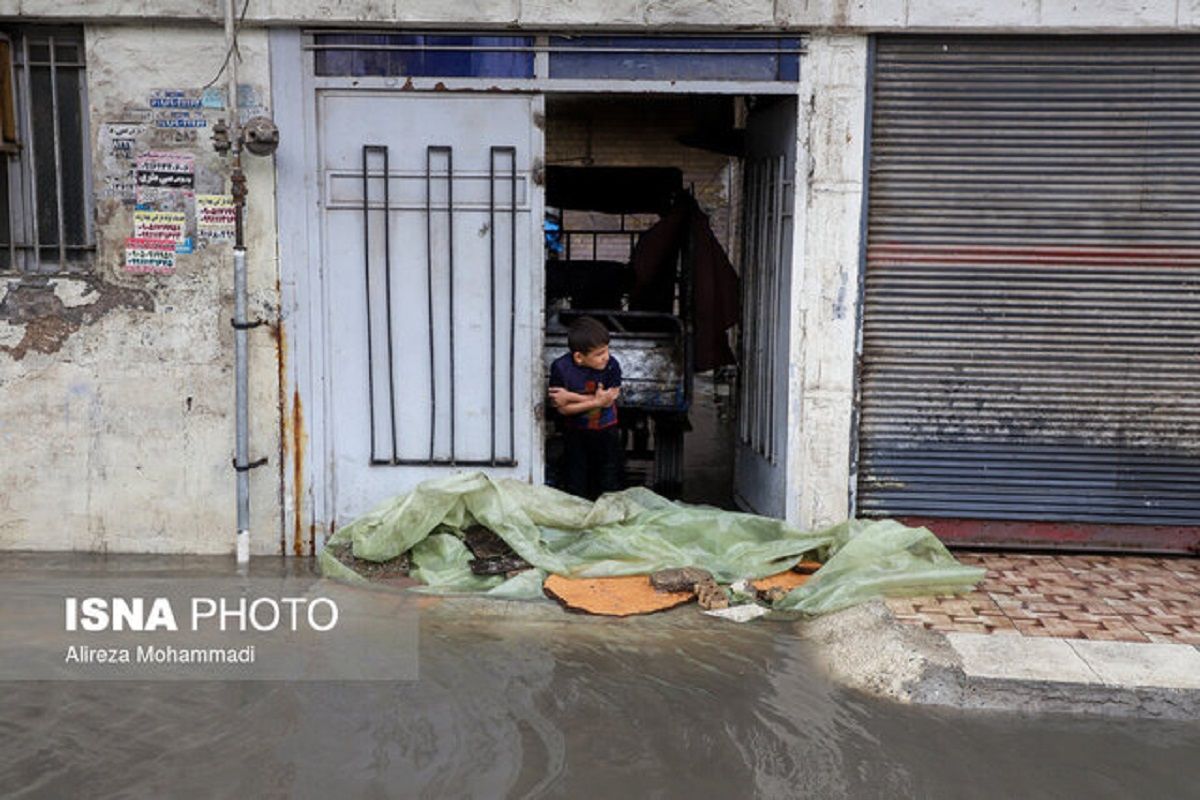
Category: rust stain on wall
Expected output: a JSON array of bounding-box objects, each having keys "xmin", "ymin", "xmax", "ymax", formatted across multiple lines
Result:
[
  {"xmin": 275, "ymin": 318, "xmax": 308, "ymax": 557},
  {"xmin": 275, "ymin": 318, "xmax": 288, "ymax": 555},
  {"xmin": 276, "ymin": 319, "xmax": 313, "ymax": 558},
  {"xmin": 0, "ymin": 278, "xmax": 153, "ymax": 360},
  {"xmin": 292, "ymin": 387, "xmax": 306, "ymax": 557}
]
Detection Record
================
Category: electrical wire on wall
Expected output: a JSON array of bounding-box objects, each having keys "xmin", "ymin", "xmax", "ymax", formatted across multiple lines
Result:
[{"xmin": 203, "ymin": 0, "xmax": 250, "ymax": 92}]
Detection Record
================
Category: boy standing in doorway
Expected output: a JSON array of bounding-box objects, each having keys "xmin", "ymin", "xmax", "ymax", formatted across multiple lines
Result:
[{"xmin": 548, "ymin": 316, "xmax": 623, "ymax": 499}]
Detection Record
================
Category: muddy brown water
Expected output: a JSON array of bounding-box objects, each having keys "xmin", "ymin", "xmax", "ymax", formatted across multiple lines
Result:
[{"xmin": 3, "ymin": 554, "xmax": 1198, "ymax": 799}]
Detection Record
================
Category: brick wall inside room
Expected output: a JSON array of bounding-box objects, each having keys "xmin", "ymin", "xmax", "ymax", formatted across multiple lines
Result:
[{"xmin": 545, "ymin": 95, "xmax": 742, "ymax": 268}]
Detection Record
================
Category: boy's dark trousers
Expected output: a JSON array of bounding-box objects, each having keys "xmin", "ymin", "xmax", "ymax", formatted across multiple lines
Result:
[{"xmin": 562, "ymin": 426, "xmax": 623, "ymax": 500}]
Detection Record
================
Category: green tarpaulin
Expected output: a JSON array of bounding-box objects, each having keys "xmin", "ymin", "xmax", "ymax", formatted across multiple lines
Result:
[{"xmin": 319, "ymin": 472, "xmax": 983, "ymax": 616}]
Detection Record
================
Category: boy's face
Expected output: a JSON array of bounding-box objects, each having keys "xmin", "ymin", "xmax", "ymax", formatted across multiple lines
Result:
[{"xmin": 573, "ymin": 344, "xmax": 610, "ymax": 371}]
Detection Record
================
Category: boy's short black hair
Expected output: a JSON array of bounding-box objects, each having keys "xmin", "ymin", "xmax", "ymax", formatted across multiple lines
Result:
[{"xmin": 567, "ymin": 316, "xmax": 610, "ymax": 356}]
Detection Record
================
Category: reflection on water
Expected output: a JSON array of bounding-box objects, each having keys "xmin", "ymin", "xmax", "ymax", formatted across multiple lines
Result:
[{"xmin": 2, "ymin": 554, "xmax": 1199, "ymax": 799}]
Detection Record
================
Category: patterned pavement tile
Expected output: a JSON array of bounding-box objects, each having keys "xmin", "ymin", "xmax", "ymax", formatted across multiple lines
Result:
[{"xmin": 885, "ymin": 552, "xmax": 1200, "ymax": 645}]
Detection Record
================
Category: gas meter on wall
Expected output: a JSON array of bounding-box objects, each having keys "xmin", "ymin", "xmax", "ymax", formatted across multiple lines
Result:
[
  {"xmin": 242, "ymin": 116, "xmax": 280, "ymax": 157},
  {"xmin": 211, "ymin": 116, "xmax": 279, "ymax": 158}
]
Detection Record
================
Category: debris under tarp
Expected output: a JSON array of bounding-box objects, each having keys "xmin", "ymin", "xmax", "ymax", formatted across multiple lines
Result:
[
  {"xmin": 319, "ymin": 472, "xmax": 984, "ymax": 617},
  {"xmin": 694, "ymin": 574, "xmax": 730, "ymax": 610},
  {"xmin": 649, "ymin": 566, "xmax": 713, "ymax": 593}
]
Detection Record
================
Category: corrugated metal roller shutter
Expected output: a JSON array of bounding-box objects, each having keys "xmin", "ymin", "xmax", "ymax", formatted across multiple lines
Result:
[{"xmin": 859, "ymin": 36, "xmax": 1200, "ymax": 551}]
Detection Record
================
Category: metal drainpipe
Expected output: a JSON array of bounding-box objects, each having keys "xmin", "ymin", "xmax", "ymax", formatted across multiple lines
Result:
[{"xmin": 226, "ymin": 0, "xmax": 251, "ymax": 566}]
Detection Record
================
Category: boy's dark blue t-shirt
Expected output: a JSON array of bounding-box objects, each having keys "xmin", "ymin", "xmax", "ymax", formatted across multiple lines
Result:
[{"xmin": 549, "ymin": 353, "xmax": 622, "ymax": 430}]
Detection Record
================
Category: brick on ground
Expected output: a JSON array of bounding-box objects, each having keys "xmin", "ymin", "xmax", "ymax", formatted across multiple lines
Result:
[
  {"xmin": 1097, "ymin": 618, "xmax": 1149, "ymax": 642},
  {"xmin": 886, "ymin": 550, "xmax": 1200, "ymax": 645},
  {"xmin": 1127, "ymin": 616, "xmax": 1174, "ymax": 635},
  {"xmin": 1012, "ymin": 620, "xmax": 1060, "ymax": 637},
  {"xmin": 1168, "ymin": 631, "xmax": 1200, "ymax": 646},
  {"xmin": 915, "ymin": 612, "xmax": 954, "ymax": 629}
]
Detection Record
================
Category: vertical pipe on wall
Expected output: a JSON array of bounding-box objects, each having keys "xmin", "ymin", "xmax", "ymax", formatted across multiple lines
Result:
[
  {"xmin": 235, "ymin": 246, "xmax": 250, "ymax": 561},
  {"xmin": 227, "ymin": 0, "xmax": 250, "ymax": 565}
]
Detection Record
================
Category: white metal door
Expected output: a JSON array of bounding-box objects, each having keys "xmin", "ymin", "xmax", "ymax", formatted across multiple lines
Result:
[
  {"xmin": 733, "ymin": 98, "xmax": 797, "ymax": 518},
  {"xmin": 318, "ymin": 92, "xmax": 542, "ymax": 525}
]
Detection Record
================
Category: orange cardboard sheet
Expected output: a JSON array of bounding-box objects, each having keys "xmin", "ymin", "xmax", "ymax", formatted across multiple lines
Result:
[
  {"xmin": 752, "ymin": 571, "xmax": 812, "ymax": 593},
  {"xmin": 544, "ymin": 574, "xmax": 695, "ymax": 617}
]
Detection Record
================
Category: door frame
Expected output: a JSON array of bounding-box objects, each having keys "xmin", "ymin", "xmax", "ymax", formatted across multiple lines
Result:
[
  {"xmin": 272, "ymin": 29, "xmax": 811, "ymax": 552},
  {"xmin": 784, "ymin": 92, "xmax": 810, "ymax": 530},
  {"xmin": 724, "ymin": 95, "xmax": 801, "ymax": 520}
]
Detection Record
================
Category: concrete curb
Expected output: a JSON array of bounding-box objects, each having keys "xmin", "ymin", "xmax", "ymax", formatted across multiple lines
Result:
[{"xmin": 802, "ymin": 600, "xmax": 1200, "ymax": 720}]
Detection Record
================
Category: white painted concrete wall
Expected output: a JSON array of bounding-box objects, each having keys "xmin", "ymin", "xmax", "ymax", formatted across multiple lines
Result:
[
  {"xmin": 2, "ymin": 0, "xmax": 1198, "ymax": 30},
  {"xmin": 0, "ymin": 24, "xmax": 282, "ymax": 554},
  {"xmin": 790, "ymin": 34, "xmax": 868, "ymax": 531}
]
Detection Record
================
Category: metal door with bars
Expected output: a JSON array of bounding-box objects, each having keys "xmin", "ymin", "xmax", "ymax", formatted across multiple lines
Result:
[
  {"xmin": 734, "ymin": 98, "xmax": 797, "ymax": 518},
  {"xmin": 319, "ymin": 92, "xmax": 541, "ymax": 524}
]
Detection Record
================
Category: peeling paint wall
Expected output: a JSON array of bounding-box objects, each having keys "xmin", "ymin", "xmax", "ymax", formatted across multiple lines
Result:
[
  {"xmin": 0, "ymin": 23, "xmax": 281, "ymax": 554},
  {"xmin": 790, "ymin": 34, "xmax": 867, "ymax": 531}
]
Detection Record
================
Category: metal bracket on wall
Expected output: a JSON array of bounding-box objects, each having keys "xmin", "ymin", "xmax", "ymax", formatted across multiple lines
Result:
[
  {"xmin": 230, "ymin": 317, "xmax": 269, "ymax": 330},
  {"xmin": 232, "ymin": 457, "xmax": 269, "ymax": 472}
]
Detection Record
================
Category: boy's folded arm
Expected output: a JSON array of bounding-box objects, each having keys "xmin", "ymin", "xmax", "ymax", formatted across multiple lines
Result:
[
  {"xmin": 548, "ymin": 388, "xmax": 588, "ymax": 406},
  {"xmin": 556, "ymin": 397, "xmax": 599, "ymax": 416}
]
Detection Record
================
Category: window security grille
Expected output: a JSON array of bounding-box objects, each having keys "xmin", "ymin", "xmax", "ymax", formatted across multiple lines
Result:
[{"xmin": 0, "ymin": 28, "xmax": 93, "ymax": 274}]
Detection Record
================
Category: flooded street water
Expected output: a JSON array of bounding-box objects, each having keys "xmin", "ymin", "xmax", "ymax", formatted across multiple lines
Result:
[{"xmin": 3, "ymin": 554, "xmax": 1199, "ymax": 799}]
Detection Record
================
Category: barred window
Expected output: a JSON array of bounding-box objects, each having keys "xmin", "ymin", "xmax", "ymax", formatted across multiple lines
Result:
[{"xmin": 0, "ymin": 27, "xmax": 93, "ymax": 273}]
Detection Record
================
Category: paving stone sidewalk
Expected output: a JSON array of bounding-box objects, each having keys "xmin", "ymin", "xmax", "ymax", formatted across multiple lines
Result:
[
  {"xmin": 882, "ymin": 551, "xmax": 1200, "ymax": 698},
  {"xmin": 886, "ymin": 552, "xmax": 1200, "ymax": 645}
]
